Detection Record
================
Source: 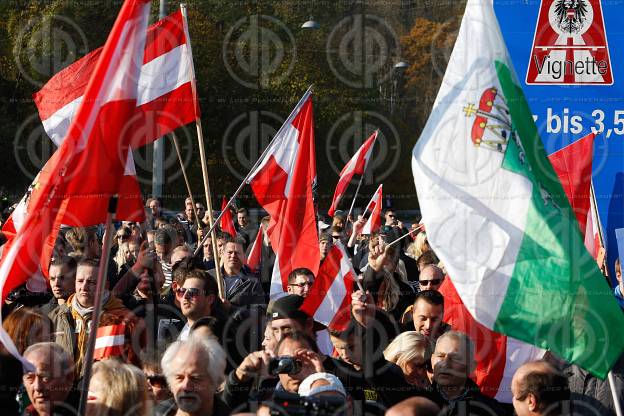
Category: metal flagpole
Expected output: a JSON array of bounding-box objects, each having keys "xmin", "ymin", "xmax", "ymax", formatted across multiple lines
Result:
[
  {"xmin": 77, "ymin": 196, "xmax": 117, "ymax": 416},
  {"xmin": 192, "ymin": 85, "xmax": 314, "ymax": 257},
  {"xmin": 180, "ymin": 3, "xmax": 225, "ymax": 300}
]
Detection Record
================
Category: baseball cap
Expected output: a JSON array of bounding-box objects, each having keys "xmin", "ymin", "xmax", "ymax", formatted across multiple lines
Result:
[
  {"xmin": 298, "ymin": 373, "xmax": 346, "ymax": 398},
  {"xmin": 266, "ymin": 295, "xmax": 309, "ymax": 322}
]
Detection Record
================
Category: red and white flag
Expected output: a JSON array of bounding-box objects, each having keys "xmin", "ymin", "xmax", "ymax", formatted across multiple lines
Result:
[
  {"xmin": 220, "ymin": 197, "xmax": 237, "ymax": 238},
  {"xmin": 439, "ymin": 278, "xmax": 544, "ymax": 403},
  {"xmin": 301, "ymin": 242, "xmax": 355, "ymax": 331},
  {"xmin": 547, "ymin": 132, "xmax": 601, "ymax": 257},
  {"xmin": 327, "ymin": 131, "xmax": 378, "ymax": 217},
  {"xmin": 0, "ymin": 0, "xmax": 151, "ymax": 360},
  {"xmin": 246, "ymin": 225, "xmax": 264, "ymax": 273},
  {"xmin": 33, "ymin": 9, "xmax": 196, "ymax": 148},
  {"xmin": 31, "ymin": 9, "xmax": 197, "ymax": 223},
  {"xmin": 584, "ymin": 190, "xmax": 601, "ymax": 259},
  {"xmin": 361, "ymin": 184, "xmax": 383, "ymax": 235},
  {"xmin": 93, "ymin": 324, "xmax": 126, "ymax": 360},
  {"xmin": 247, "ymin": 89, "xmax": 319, "ymax": 298}
]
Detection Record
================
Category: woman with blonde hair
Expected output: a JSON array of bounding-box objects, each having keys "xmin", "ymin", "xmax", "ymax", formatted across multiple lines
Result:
[
  {"xmin": 383, "ymin": 331, "xmax": 432, "ymax": 388},
  {"xmin": 113, "ymin": 242, "xmax": 133, "ymax": 275},
  {"xmin": 406, "ymin": 231, "xmax": 430, "ymax": 260},
  {"xmin": 86, "ymin": 359, "xmax": 150, "ymax": 416}
]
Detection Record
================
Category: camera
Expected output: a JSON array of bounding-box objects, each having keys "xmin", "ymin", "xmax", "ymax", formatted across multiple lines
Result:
[
  {"xmin": 268, "ymin": 356, "xmax": 301, "ymax": 376},
  {"xmin": 268, "ymin": 391, "xmax": 346, "ymax": 416}
]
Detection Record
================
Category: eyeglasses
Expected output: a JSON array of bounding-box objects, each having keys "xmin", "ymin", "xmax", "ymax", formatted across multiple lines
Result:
[
  {"xmin": 146, "ymin": 374, "xmax": 168, "ymax": 388},
  {"xmin": 175, "ymin": 287, "xmax": 206, "ymax": 299},
  {"xmin": 288, "ymin": 281, "xmax": 314, "ymax": 288},
  {"xmin": 117, "ymin": 234, "xmax": 130, "ymax": 240},
  {"xmin": 332, "ymin": 235, "xmax": 341, "ymax": 240},
  {"xmin": 419, "ymin": 279, "xmax": 442, "ymax": 286}
]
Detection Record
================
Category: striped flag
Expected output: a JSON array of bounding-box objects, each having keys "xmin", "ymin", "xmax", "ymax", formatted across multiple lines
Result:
[
  {"xmin": 301, "ymin": 242, "xmax": 355, "ymax": 331},
  {"xmin": 361, "ymin": 184, "xmax": 383, "ymax": 235},
  {"xmin": 0, "ymin": 0, "xmax": 151, "ymax": 360},
  {"xmin": 94, "ymin": 324, "xmax": 126, "ymax": 360},
  {"xmin": 30, "ymin": 9, "xmax": 197, "ymax": 223},
  {"xmin": 546, "ymin": 133, "xmax": 602, "ymax": 259},
  {"xmin": 327, "ymin": 131, "xmax": 378, "ymax": 217},
  {"xmin": 33, "ymin": 8, "xmax": 197, "ymax": 149},
  {"xmin": 247, "ymin": 90, "xmax": 319, "ymax": 299},
  {"xmin": 412, "ymin": 0, "xmax": 624, "ymax": 377}
]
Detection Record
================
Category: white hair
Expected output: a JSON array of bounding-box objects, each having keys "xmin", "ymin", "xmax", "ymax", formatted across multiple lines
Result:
[
  {"xmin": 436, "ymin": 330, "xmax": 475, "ymax": 364},
  {"xmin": 161, "ymin": 333, "xmax": 226, "ymax": 386},
  {"xmin": 384, "ymin": 331, "xmax": 431, "ymax": 370},
  {"xmin": 24, "ymin": 342, "xmax": 74, "ymax": 375}
]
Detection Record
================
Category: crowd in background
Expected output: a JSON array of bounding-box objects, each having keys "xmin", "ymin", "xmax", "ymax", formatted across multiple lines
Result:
[{"xmin": 0, "ymin": 196, "xmax": 622, "ymax": 416}]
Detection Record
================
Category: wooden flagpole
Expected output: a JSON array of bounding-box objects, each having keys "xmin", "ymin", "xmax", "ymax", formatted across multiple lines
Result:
[
  {"xmin": 180, "ymin": 3, "xmax": 224, "ymax": 300},
  {"xmin": 77, "ymin": 196, "xmax": 117, "ymax": 415}
]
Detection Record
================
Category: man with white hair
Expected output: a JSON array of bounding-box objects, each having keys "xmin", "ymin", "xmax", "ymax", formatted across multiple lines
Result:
[
  {"xmin": 22, "ymin": 342, "xmax": 76, "ymax": 416},
  {"xmin": 156, "ymin": 334, "xmax": 230, "ymax": 416},
  {"xmin": 432, "ymin": 331, "xmax": 508, "ymax": 416}
]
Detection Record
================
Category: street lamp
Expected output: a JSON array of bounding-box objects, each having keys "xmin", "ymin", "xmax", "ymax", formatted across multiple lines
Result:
[
  {"xmin": 391, "ymin": 60, "xmax": 408, "ymax": 115},
  {"xmin": 394, "ymin": 61, "xmax": 409, "ymax": 71},
  {"xmin": 301, "ymin": 16, "xmax": 320, "ymax": 29}
]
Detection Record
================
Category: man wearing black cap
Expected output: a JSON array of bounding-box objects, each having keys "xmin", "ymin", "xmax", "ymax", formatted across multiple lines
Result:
[{"xmin": 267, "ymin": 294, "xmax": 315, "ymax": 341}]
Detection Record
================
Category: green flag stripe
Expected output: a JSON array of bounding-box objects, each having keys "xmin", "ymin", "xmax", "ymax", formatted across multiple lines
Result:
[{"xmin": 493, "ymin": 61, "xmax": 624, "ymax": 378}]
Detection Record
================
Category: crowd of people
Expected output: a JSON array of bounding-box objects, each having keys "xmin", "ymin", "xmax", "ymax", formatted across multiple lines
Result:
[{"xmin": 0, "ymin": 196, "xmax": 622, "ymax": 416}]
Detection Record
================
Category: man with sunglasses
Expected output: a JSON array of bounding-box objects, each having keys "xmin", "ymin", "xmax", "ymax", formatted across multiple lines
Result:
[
  {"xmin": 176, "ymin": 269, "xmax": 219, "ymax": 342},
  {"xmin": 418, "ymin": 265, "xmax": 445, "ymax": 292}
]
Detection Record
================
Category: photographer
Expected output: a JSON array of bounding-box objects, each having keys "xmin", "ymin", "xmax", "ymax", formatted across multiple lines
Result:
[{"xmin": 222, "ymin": 331, "xmax": 324, "ymax": 411}]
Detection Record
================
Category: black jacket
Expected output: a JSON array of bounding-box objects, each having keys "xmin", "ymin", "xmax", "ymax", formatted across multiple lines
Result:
[
  {"xmin": 436, "ymin": 379, "xmax": 510, "ymax": 416},
  {"xmin": 221, "ymin": 370, "xmax": 279, "ymax": 411}
]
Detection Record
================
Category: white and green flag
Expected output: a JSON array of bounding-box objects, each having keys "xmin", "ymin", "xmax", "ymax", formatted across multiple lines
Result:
[{"xmin": 412, "ymin": 0, "xmax": 624, "ymax": 378}]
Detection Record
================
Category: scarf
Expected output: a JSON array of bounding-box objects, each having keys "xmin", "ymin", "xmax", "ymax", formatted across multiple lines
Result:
[{"xmin": 69, "ymin": 291, "xmax": 121, "ymax": 376}]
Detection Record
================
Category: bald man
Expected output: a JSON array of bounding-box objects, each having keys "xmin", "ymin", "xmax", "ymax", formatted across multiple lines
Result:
[
  {"xmin": 511, "ymin": 361, "xmax": 570, "ymax": 416},
  {"xmin": 386, "ymin": 397, "xmax": 440, "ymax": 416}
]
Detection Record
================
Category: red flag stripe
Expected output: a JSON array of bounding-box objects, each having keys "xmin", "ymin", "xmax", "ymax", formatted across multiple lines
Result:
[
  {"xmin": 547, "ymin": 132, "xmax": 595, "ymax": 235},
  {"xmin": 220, "ymin": 198, "xmax": 237, "ymax": 238},
  {"xmin": 246, "ymin": 225, "xmax": 264, "ymax": 272},
  {"xmin": 143, "ymin": 10, "xmax": 186, "ymax": 63}
]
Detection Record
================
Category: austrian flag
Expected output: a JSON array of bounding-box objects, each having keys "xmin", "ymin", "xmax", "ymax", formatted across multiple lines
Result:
[
  {"xmin": 327, "ymin": 130, "xmax": 378, "ymax": 217},
  {"xmin": 94, "ymin": 325, "xmax": 126, "ymax": 360},
  {"xmin": 301, "ymin": 242, "xmax": 355, "ymax": 331},
  {"xmin": 247, "ymin": 89, "xmax": 319, "ymax": 298}
]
